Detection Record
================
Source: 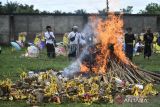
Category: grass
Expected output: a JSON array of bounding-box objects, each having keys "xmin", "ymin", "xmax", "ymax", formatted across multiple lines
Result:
[
  {"xmin": 0, "ymin": 46, "xmax": 160, "ymax": 107},
  {"xmin": 133, "ymin": 54, "xmax": 160, "ymax": 72},
  {"xmin": 0, "ymin": 46, "xmax": 70, "ymax": 80}
]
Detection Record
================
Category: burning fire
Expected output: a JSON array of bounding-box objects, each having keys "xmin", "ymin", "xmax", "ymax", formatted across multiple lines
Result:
[
  {"xmin": 80, "ymin": 13, "xmax": 129, "ymax": 74},
  {"xmin": 80, "ymin": 64, "xmax": 89, "ymax": 73}
]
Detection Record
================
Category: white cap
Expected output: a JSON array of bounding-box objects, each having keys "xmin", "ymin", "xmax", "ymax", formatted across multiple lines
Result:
[{"xmin": 73, "ymin": 26, "xmax": 78, "ymax": 29}]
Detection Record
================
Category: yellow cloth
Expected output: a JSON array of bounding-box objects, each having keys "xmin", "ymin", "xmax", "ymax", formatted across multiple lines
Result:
[
  {"xmin": 41, "ymin": 36, "xmax": 45, "ymax": 41},
  {"xmin": 139, "ymin": 33, "xmax": 144, "ymax": 41},
  {"xmin": 34, "ymin": 34, "xmax": 45, "ymax": 45},
  {"xmin": 18, "ymin": 34, "xmax": 26, "ymax": 42},
  {"xmin": 153, "ymin": 43, "xmax": 160, "ymax": 53},
  {"xmin": 63, "ymin": 33, "xmax": 69, "ymax": 46},
  {"xmin": 34, "ymin": 37, "xmax": 41, "ymax": 45},
  {"xmin": 153, "ymin": 35, "xmax": 160, "ymax": 53},
  {"xmin": 153, "ymin": 36, "xmax": 157, "ymax": 43}
]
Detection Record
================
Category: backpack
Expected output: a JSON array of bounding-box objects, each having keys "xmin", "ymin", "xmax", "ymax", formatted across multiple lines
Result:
[
  {"xmin": 70, "ymin": 36, "xmax": 76, "ymax": 42},
  {"xmin": 157, "ymin": 37, "xmax": 160, "ymax": 46},
  {"xmin": 70, "ymin": 34, "xmax": 76, "ymax": 42}
]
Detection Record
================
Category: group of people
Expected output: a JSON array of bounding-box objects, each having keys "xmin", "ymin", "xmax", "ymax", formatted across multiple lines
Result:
[
  {"xmin": 124, "ymin": 27, "xmax": 160, "ymax": 61},
  {"xmin": 11, "ymin": 25, "xmax": 85, "ymax": 59},
  {"xmin": 10, "ymin": 25, "xmax": 160, "ymax": 61},
  {"xmin": 44, "ymin": 25, "xmax": 86, "ymax": 59}
]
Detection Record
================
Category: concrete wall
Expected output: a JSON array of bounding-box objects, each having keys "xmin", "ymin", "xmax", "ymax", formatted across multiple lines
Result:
[
  {"xmin": 0, "ymin": 14, "xmax": 159, "ymax": 44},
  {"xmin": 123, "ymin": 15, "xmax": 157, "ymax": 33},
  {"xmin": 157, "ymin": 16, "xmax": 160, "ymax": 32},
  {"xmin": 0, "ymin": 15, "xmax": 10, "ymax": 44},
  {"xmin": 12, "ymin": 15, "xmax": 87, "ymax": 42}
]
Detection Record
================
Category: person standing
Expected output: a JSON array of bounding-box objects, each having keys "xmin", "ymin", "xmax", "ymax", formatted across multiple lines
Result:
[
  {"xmin": 143, "ymin": 28, "xmax": 153, "ymax": 59},
  {"xmin": 124, "ymin": 27, "xmax": 135, "ymax": 61},
  {"xmin": 68, "ymin": 26, "xmax": 79, "ymax": 60},
  {"xmin": 44, "ymin": 26, "xmax": 56, "ymax": 58},
  {"xmin": 68, "ymin": 26, "xmax": 86, "ymax": 60}
]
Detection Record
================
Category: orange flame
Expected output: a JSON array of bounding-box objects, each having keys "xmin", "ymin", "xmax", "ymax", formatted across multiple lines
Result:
[
  {"xmin": 80, "ymin": 64, "xmax": 89, "ymax": 73},
  {"xmin": 80, "ymin": 13, "xmax": 129, "ymax": 74}
]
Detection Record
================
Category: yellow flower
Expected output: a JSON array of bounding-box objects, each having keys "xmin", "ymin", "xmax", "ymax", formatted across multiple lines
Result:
[
  {"xmin": 132, "ymin": 85, "xmax": 140, "ymax": 96},
  {"xmin": 20, "ymin": 72, "xmax": 27, "ymax": 80},
  {"xmin": 44, "ymin": 83, "xmax": 58, "ymax": 96},
  {"xmin": 141, "ymin": 83, "xmax": 158, "ymax": 96},
  {"xmin": 78, "ymin": 84, "xmax": 85, "ymax": 96},
  {"xmin": 90, "ymin": 83, "xmax": 99, "ymax": 95}
]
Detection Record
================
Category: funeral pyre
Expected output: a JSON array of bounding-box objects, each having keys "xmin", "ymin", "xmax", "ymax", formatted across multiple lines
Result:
[
  {"xmin": 0, "ymin": 14, "xmax": 160, "ymax": 105},
  {"xmin": 79, "ymin": 14, "xmax": 160, "ymax": 84}
]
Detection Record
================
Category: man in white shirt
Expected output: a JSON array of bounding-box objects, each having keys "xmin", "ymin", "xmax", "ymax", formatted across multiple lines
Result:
[
  {"xmin": 44, "ymin": 26, "xmax": 56, "ymax": 58},
  {"xmin": 68, "ymin": 26, "xmax": 86, "ymax": 59}
]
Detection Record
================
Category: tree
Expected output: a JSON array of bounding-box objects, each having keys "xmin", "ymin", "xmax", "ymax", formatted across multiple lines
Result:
[
  {"xmin": 139, "ymin": 3, "xmax": 160, "ymax": 14},
  {"xmin": 53, "ymin": 10, "xmax": 63, "ymax": 14},
  {"xmin": 0, "ymin": 1, "xmax": 40, "ymax": 14},
  {"xmin": 16, "ymin": 4, "xmax": 36, "ymax": 13},
  {"xmin": 41, "ymin": 10, "xmax": 50, "ymax": 14},
  {"xmin": 0, "ymin": 2, "xmax": 4, "ymax": 13},
  {"xmin": 4, "ymin": 1, "xmax": 18, "ymax": 13},
  {"xmin": 98, "ymin": 9, "xmax": 106, "ymax": 15},
  {"xmin": 74, "ymin": 9, "xmax": 86, "ymax": 14},
  {"xmin": 120, "ymin": 6, "xmax": 133, "ymax": 14}
]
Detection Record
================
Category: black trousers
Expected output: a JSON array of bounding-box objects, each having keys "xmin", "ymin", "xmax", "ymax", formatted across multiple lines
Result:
[
  {"xmin": 125, "ymin": 44, "xmax": 133, "ymax": 61},
  {"xmin": 46, "ymin": 43, "xmax": 55, "ymax": 58},
  {"xmin": 68, "ymin": 44, "xmax": 77, "ymax": 58},
  {"xmin": 144, "ymin": 44, "xmax": 152, "ymax": 57}
]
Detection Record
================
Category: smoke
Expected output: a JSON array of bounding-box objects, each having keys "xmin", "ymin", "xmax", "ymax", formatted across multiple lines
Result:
[
  {"xmin": 62, "ymin": 18, "xmax": 99, "ymax": 77},
  {"xmin": 62, "ymin": 46, "xmax": 89, "ymax": 77}
]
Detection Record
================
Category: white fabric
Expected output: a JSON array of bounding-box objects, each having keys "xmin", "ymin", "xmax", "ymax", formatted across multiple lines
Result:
[
  {"xmin": 79, "ymin": 33, "xmax": 86, "ymax": 45},
  {"xmin": 68, "ymin": 31, "xmax": 79, "ymax": 45},
  {"xmin": 44, "ymin": 31, "xmax": 55, "ymax": 44},
  {"xmin": 55, "ymin": 46, "xmax": 66, "ymax": 56},
  {"xmin": 25, "ymin": 46, "xmax": 39, "ymax": 57},
  {"xmin": 68, "ymin": 31, "xmax": 86, "ymax": 45},
  {"xmin": 73, "ymin": 26, "xmax": 78, "ymax": 29},
  {"xmin": 135, "ymin": 42, "xmax": 144, "ymax": 52}
]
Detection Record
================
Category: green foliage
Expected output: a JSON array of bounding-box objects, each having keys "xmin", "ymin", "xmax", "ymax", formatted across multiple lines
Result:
[
  {"xmin": 74, "ymin": 9, "xmax": 86, "ymax": 14},
  {"xmin": 3, "ymin": 1, "xmax": 18, "ymax": 13},
  {"xmin": 0, "ymin": 1, "xmax": 39, "ymax": 14},
  {"xmin": 53, "ymin": 10, "xmax": 67, "ymax": 14},
  {"xmin": 120, "ymin": 6, "xmax": 133, "ymax": 14},
  {"xmin": 16, "ymin": 4, "xmax": 39, "ymax": 13},
  {"xmin": 139, "ymin": 3, "xmax": 160, "ymax": 14},
  {"xmin": 41, "ymin": 10, "xmax": 51, "ymax": 14},
  {"xmin": 0, "ymin": 2, "xmax": 4, "ymax": 13},
  {"xmin": 98, "ymin": 9, "xmax": 106, "ymax": 15},
  {"xmin": 0, "ymin": 1, "xmax": 87, "ymax": 14}
]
